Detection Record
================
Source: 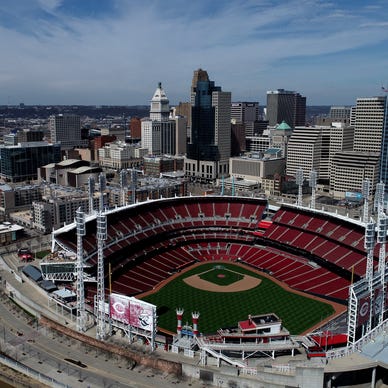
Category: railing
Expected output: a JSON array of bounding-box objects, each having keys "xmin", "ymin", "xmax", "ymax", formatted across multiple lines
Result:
[{"xmin": 326, "ymin": 319, "xmax": 388, "ymax": 359}]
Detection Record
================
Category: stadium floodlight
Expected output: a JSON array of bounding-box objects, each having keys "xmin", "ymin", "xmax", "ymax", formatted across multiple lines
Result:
[
  {"xmin": 131, "ymin": 169, "xmax": 138, "ymax": 204},
  {"xmin": 120, "ymin": 169, "xmax": 128, "ymax": 188},
  {"xmin": 362, "ymin": 179, "xmax": 370, "ymax": 224},
  {"xmin": 120, "ymin": 170, "xmax": 128, "ymax": 206},
  {"xmin": 76, "ymin": 207, "xmax": 85, "ymax": 236},
  {"xmin": 309, "ymin": 170, "xmax": 317, "ymax": 188},
  {"xmin": 296, "ymin": 168, "xmax": 304, "ymax": 207},
  {"xmin": 374, "ymin": 182, "xmax": 385, "ymax": 212},
  {"xmin": 76, "ymin": 207, "xmax": 86, "ymax": 332},
  {"xmin": 98, "ymin": 173, "xmax": 107, "ymax": 211},
  {"xmin": 88, "ymin": 175, "xmax": 95, "ymax": 195},
  {"xmin": 88, "ymin": 176, "xmax": 95, "ymax": 214},
  {"xmin": 364, "ymin": 220, "xmax": 375, "ymax": 251},
  {"xmin": 377, "ymin": 213, "xmax": 388, "ymax": 244},
  {"xmin": 309, "ymin": 170, "xmax": 317, "ymax": 210},
  {"xmin": 362, "ymin": 179, "xmax": 370, "ymax": 199},
  {"xmin": 295, "ymin": 168, "xmax": 304, "ymax": 186},
  {"xmin": 99, "ymin": 172, "xmax": 106, "ymax": 192},
  {"xmin": 96, "ymin": 212, "xmax": 107, "ymax": 340}
]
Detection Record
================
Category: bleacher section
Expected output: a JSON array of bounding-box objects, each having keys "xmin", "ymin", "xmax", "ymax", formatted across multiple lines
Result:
[
  {"xmin": 52, "ymin": 197, "xmax": 368, "ymax": 303},
  {"xmin": 263, "ymin": 205, "xmax": 374, "ymax": 277}
]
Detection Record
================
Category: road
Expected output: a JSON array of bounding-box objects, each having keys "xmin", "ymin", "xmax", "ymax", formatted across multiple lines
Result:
[{"xmin": 0, "ymin": 290, "xmax": 206, "ymax": 387}]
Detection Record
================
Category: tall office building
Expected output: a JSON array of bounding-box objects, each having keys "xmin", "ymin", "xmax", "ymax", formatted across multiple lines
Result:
[
  {"xmin": 231, "ymin": 102, "xmax": 259, "ymax": 123},
  {"xmin": 331, "ymin": 152, "xmax": 380, "ymax": 198},
  {"xmin": 185, "ymin": 69, "xmax": 231, "ymax": 182},
  {"xmin": 376, "ymin": 96, "xmax": 388, "ymax": 186},
  {"xmin": 350, "ymin": 96, "xmax": 388, "ymax": 191},
  {"xmin": 329, "ymin": 106, "xmax": 351, "ymax": 120},
  {"xmin": 141, "ymin": 83, "xmax": 186, "ymax": 156},
  {"xmin": 49, "ymin": 114, "xmax": 87, "ymax": 150},
  {"xmin": 129, "ymin": 117, "xmax": 142, "ymax": 140},
  {"xmin": 266, "ymin": 89, "xmax": 306, "ymax": 127},
  {"xmin": 286, "ymin": 127, "xmax": 326, "ymax": 180},
  {"xmin": 353, "ymin": 97, "xmax": 387, "ymax": 153},
  {"xmin": 231, "ymin": 101, "xmax": 260, "ymax": 137},
  {"xmin": 150, "ymin": 82, "xmax": 170, "ymax": 121}
]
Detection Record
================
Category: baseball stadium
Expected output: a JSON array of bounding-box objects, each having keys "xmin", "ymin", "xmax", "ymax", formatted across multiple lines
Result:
[{"xmin": 39, "ymin": 194, "xmax": 388, "ymax": 387}]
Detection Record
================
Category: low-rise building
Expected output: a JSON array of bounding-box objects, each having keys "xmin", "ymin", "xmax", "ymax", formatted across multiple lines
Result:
[
  {"xmin": 98, "ymin": 141, "xmax": 143, "ymax": 170},
  {"xmin": 229, "ymin": 154, "xmax": 285, "ymax": 185}
]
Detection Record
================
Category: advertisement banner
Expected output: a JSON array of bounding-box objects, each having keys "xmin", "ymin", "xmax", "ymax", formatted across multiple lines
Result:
[
  {"xmin": 110, "ymin": 293, "xmax": 131, "ymax": 325},
  {"xmin": 357, "ymin": 295, "xmax": 370, "ymax": 326},
  {"xmin": 129, "ymin": 297, "xmax": 155, "ymax": 332}
]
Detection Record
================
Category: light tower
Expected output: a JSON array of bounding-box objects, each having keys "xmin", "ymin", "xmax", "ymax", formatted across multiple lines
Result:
[
  {"xmin": 76, "ymin": 208, "xmax": 86, "ymax": 332},
  {"xmin": 120, "ymin": 169, "xmax": 128, "ymax": 207},
  {"xmin": 88, "ymin": 176, "xmax": 95, "ymax": 215},
  {"xmin": 377, "ymin": 212, "xmax": 387, "ymax": 324},
  {"xmin": 374, "ymin": 181, "xmax": 385, "ymax": 214},
  {"xmin": 99, "ymin": 173, "xmax": 106, "ymax": 211},
  {"xmin": 176, "ymin": 308, "xmax": 184, "ymax": 338},
  {"xmin": 362, "ymin": 179, "xmax": 370, "ymax": 224},
  {"xmin": 296, "ymin": 167, "xmax": 304, "ymax": 207},
  {"xmin": 96, "ymin": 212, "xmax": 107, "ymax": 340},
  {"xmin": 192, "ymin": 312, "xmax": 200, "ymax": 337},
  {"xmin": 364, "ymin": 219, "xmax": 375, "ymax": 332},
  {"xmin": 131, "ymin": 169, "xmax": 137, "ymax": 204},
  {"xmin": 309, "ymin": 169, "xmax": 317, "ymax": 210}
]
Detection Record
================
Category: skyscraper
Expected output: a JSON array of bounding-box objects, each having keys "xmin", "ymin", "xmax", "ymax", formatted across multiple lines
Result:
[
  {"xmin": 141, "ymin": 83, "xmax": 186, "ymax": 156},
  {"xmin": 266, "ymin": 89, "xmax": 306, "ymax": 128},
  {"xmin": 231, "ymin": 101, "xmax": 260, "ymax": 137},
  {"xmin": 376, "ymin": 97, "xmax": 388, "ymax": 187},
  {"xmin": 49, "ymin": 114, "xmax": 87, "ymax": 150},
  {"xmin": 231, "ymin": 102, "xmax": 259, "ymax": 123},
  {"xmin": 351, "ymin": 96, "xmax": 388, "ymax": 191},
  {"xmin": 353, "ymin": 97, "xmax": 386, "ymax": 153},
  {"xmin": 185, "ymin": 69, "xmax": 231, "ymax": 182},
  {"xmin": 149, "ymin": 82, "xmax": 170, "ymax": 121}
]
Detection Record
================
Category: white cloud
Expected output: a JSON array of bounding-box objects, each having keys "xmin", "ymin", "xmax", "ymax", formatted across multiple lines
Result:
[
  {"xmin": 0, "ymin": 0, "xmax": 387, "ymax": 105},
  {"xmin": 37, "ymin": 0, "xmax": 62, "ymax": 13}
]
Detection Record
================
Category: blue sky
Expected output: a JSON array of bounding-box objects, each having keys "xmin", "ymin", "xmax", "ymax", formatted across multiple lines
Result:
[{"xmin": 0, "ymin": 0, "xmax": 388, "ymax": 106}]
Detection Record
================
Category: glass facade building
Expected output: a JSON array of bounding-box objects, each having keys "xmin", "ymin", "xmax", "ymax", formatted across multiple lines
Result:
[
  {"xmin": 0, "ymin": 142, "xmax": 61, "ymax": 183},
  {"xmin": 185, "ymin": 69, "xmax": 231, "ymax": 182}
]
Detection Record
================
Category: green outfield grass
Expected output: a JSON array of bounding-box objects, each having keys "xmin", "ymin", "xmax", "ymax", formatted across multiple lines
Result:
[{"xmin": 142, "ymin": 263, "xmax": 334, "ymax": 335}]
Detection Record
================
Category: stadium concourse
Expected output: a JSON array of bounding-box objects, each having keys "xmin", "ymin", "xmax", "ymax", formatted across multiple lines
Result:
[{"xmin": 41, "ymin": 195, "xmax": 388, "ymax": 387}]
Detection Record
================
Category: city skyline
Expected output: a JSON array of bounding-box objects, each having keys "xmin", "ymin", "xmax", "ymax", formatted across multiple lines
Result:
[{"xmin": 1, "ymin": 0, "xmax": 388, "ymax": 106}]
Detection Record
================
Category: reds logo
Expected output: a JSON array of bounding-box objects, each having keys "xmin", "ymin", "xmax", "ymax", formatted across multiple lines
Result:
[
  {"xmin": 360, "ymin": 301, "xmax": 369, "ymax": 317},
  {"xmin": 112, "ymin": 301, "xmax": 125, "ymax": 314}
]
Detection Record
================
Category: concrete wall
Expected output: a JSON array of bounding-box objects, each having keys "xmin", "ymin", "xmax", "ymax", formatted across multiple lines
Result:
[{"xmin": 40, "ymin": 316, "xmax": 182, "ymax": 376}]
